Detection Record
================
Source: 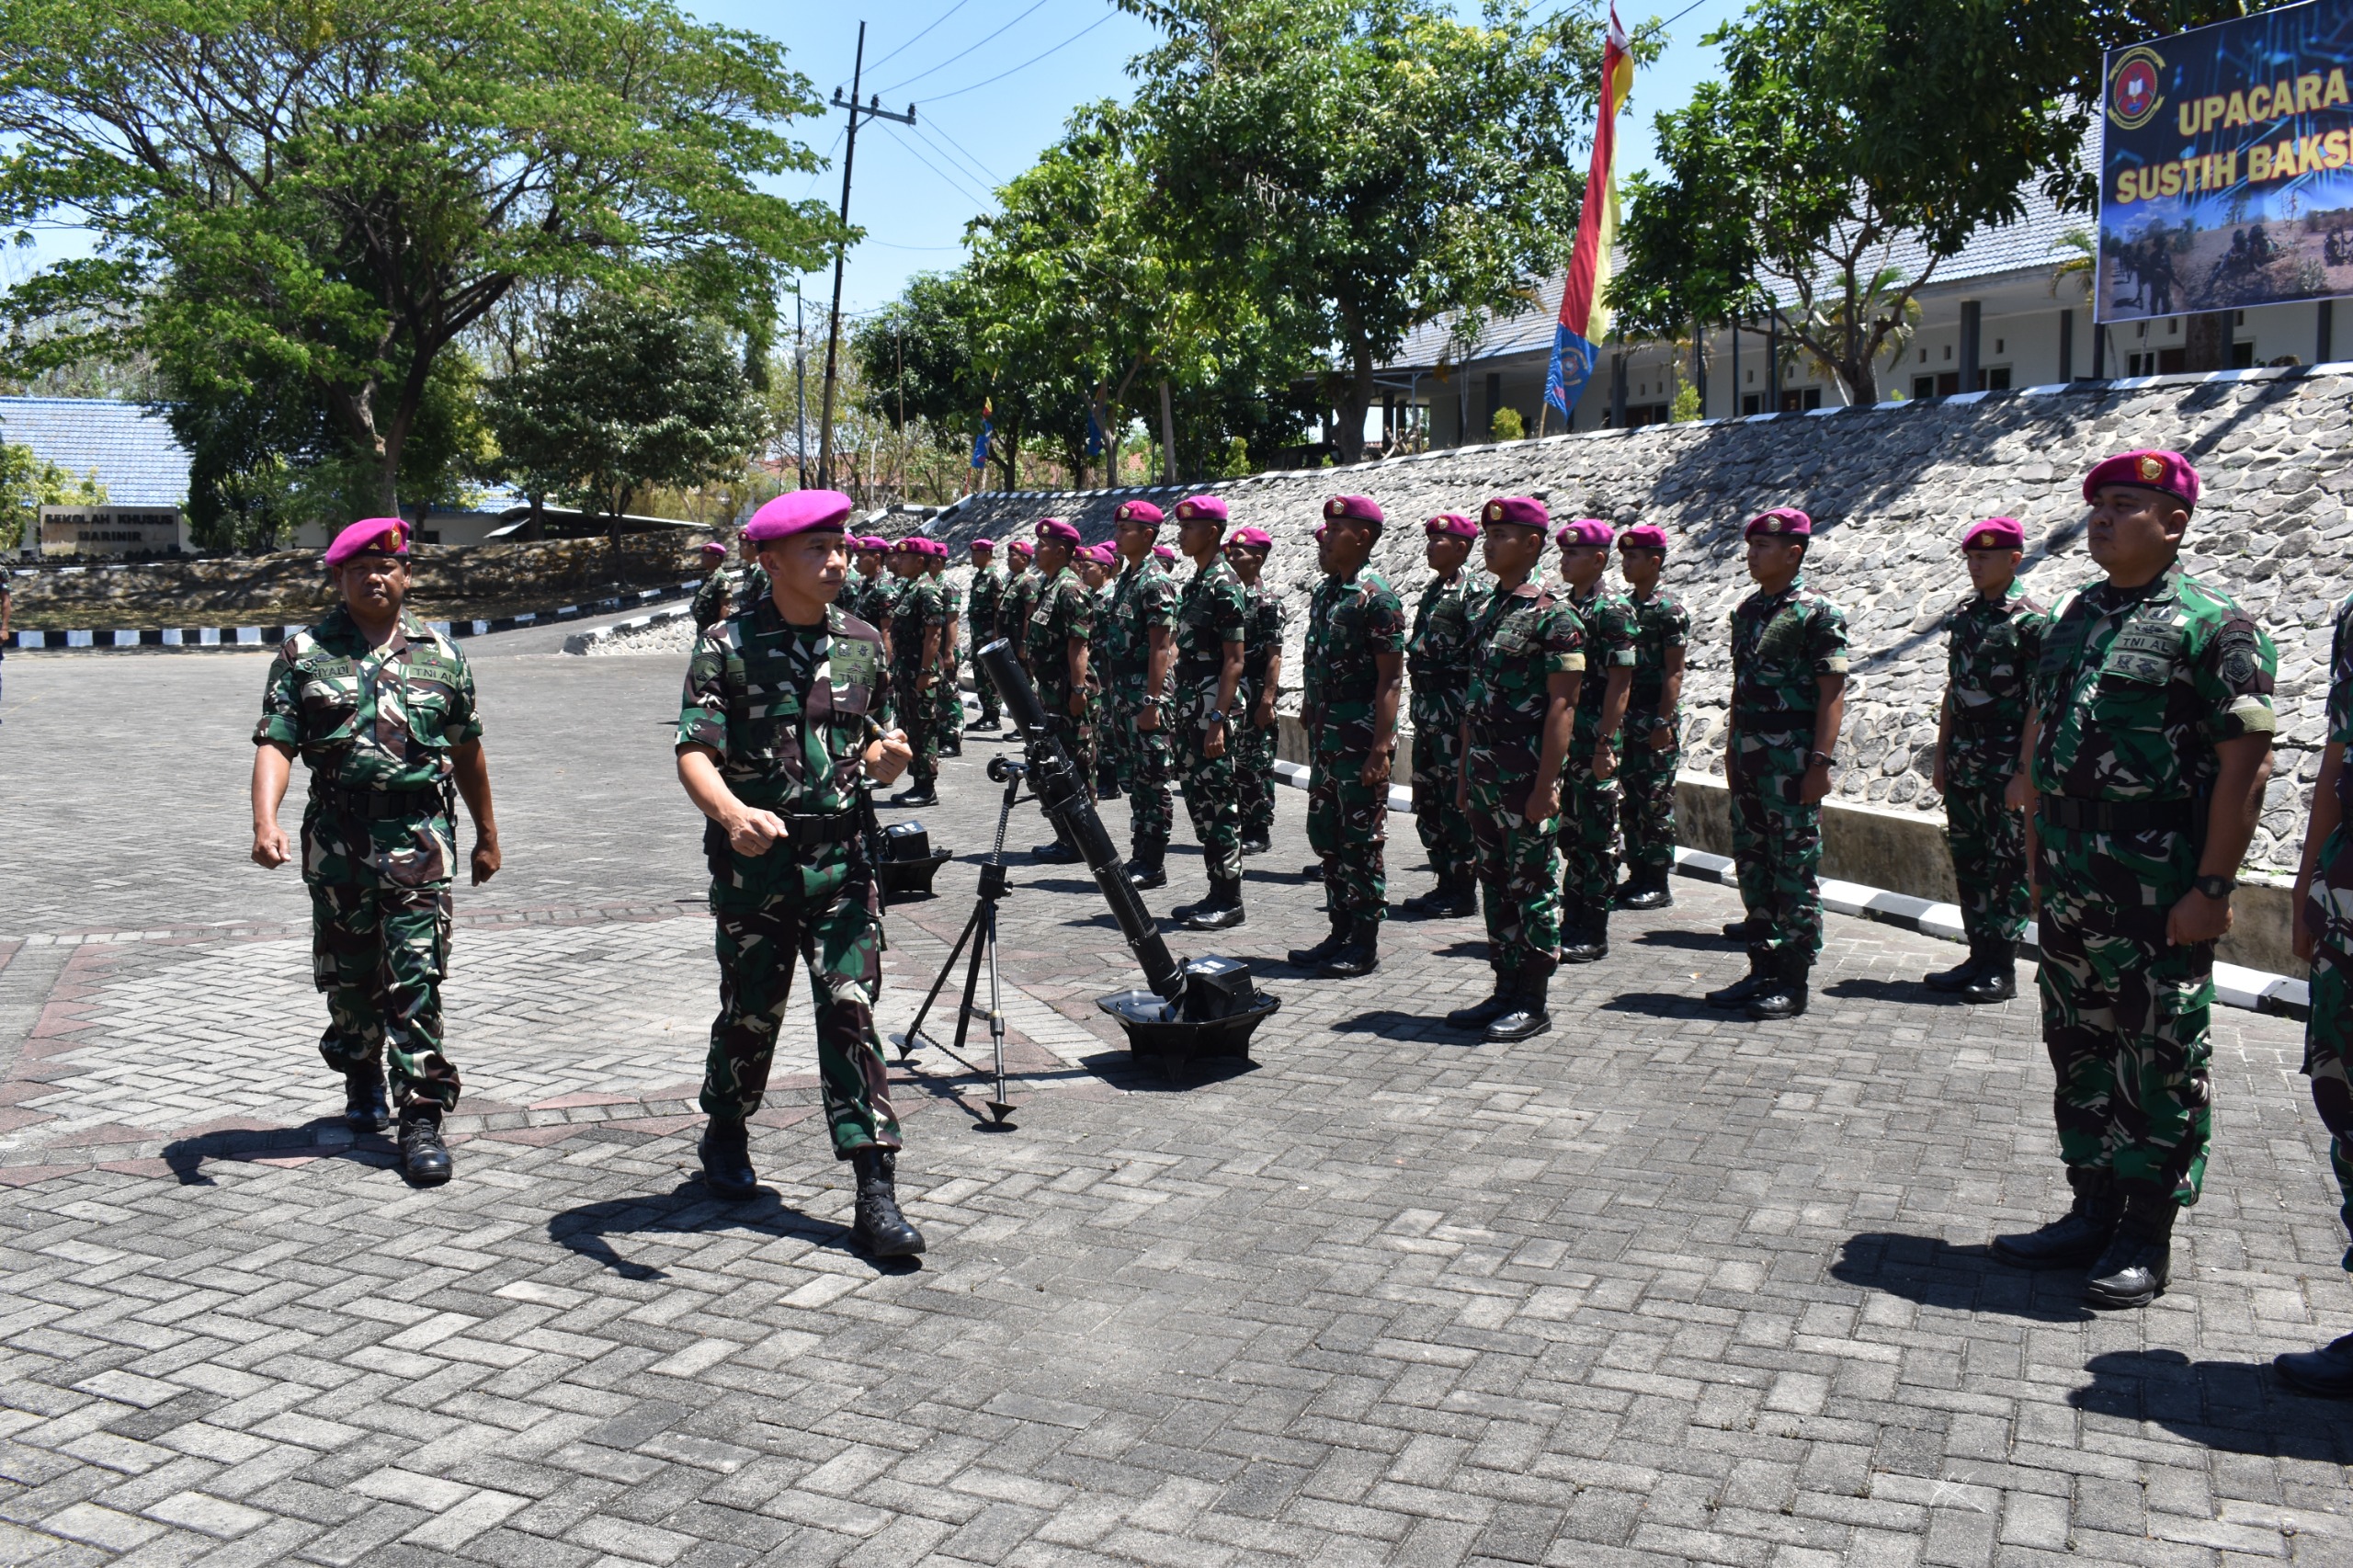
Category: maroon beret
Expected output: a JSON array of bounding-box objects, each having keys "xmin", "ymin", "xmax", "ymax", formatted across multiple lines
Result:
[
  {"xmin": 1174, "ymin": 494, "xmax": 1229, "ymax": 524},
  {"xmin": 698, "ymin": 540, "xmax": 729, "ymax": 558},
  {"xmin": 1425, "ymin": 513, "xmax": 1477, "ymax": 540},
  {"xmin": 745, "ymin": 490, "xmax": 854, "ymax": 540},
  {"xmin": 1324, "ymin": 494, "xmax": 1383, "ymax": 526},
  {"xmin": 1116, "ymin": 500, "xmax": 1165, "ymax": 526},
  {"xmin": 2082, "ymin": 449, "xmax": 2199, "ymax": 507},
  {"xmin": 1555, "ymin": 517, "xmax": 1615, "ymax": 548},
  {"xmin": 1152, "ymin": 543, "xmax": 1176, "ymax": 562},
  {"xmin": 1745, "ymin": 507, "xmax": 1812, "ymax": 540},
  {"xmin": 1618, "ymin": 523, "xmax": 1668, "ymax": 551},
  {"xmin": 1009, "ymin": 539, "xmax": 1033, "ymax": 557},
  {"xmin": 1036, "ymin": 517, "xmax": 1082, "ymax": 545},
  {"xmin": 970, "ymin": 538, "xmax": 995, "ymax": 551},
  {"xmin": 1227, "ymin": 526, "xmax": 1273, "ymax": 550},
  {"xmin": 1961, "ymin": 517, "xmax": 2025, "ymax": 551},
  {"xmin": 324, "ymin": 517, "xmax": 409, "ymax": 566},
  {"xmin": 1481, "ymin": 496, "xmax": 1549, "ymax": 530}
]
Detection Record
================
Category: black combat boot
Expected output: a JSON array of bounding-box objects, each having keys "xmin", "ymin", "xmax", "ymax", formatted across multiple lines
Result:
[
  {"xmin": 1706, "ymin": 946, "xmax": 1773, "ymax": 1008},
  {"xmin": 699, "ymin": 1116, "xmax": 759, "ymax": 1199},
  {"xmin": 1961, "ymin": 940, "xmax": 2018, "ymax": 1005},
  {"xmin": 1446, "ymin": 967, "xmax": 1516, "ymax": 1030},
  {"xmin": 1745, "ymin": 949, "xmax": 1810, "ymax": 1020},
  {"xmin": 2084, "ymin": 1186, "xmax": 2177, "ymax": 1309},
  {"xmin": 1722, "ymin": 915, "xmax": 1765, "ymax": 941},
  {"xmin": 344, "ymin": 1064, "xmax": 392, "ymax": 1134},
  {"xmin": 1240, "ymin": 832, "xmax": 1271, "ymax": 856},
  {"xmin": 398, "ymin": 1106, "xmax": 453, "ymax": 1187},
  {"xmin": 849, "ymin": 1147, "xmax": 926, "ymax": 1257},
  {"xmin": 1924, "ymin": 938, "xmax": 1983, "ymax": 992},
  {"xmin": 1183, "ymin": 876, "xmax": 1246, "ymax": 931},
  {"xmin": 1559, "ymin": 903, "xmax": 1608, "ymax": 964},
  {"xmin": 1435, "ymin": 873, "xmax": 1479, "ymax": 916},
  {"xmin": 1031, "ymin": 827, "xmax": 1081, "ymax": 863},
  {"xmin": 2277, "ymin": 1335, "xmax": 2353, "ymax": 1397},
  {"xmin": 1320, "ymin": 918, "xmax": 1381, "ymax": 978},
  {"xmin": 1288, "ymin": 908, "xmax": 1349, "ymax": 968},
  {"xmin": 1486, "ymin": 958, "xmax": 1556, "ymax": 1042},
  {"xmin": 1617, "ymin": 864, "xmax": 1673, "ymax": 911},
  {"xmin": 1991, "ymin": 1167, "xmax": 2121, "ymax": 1268},
  {"xmin": 891, "ymin": 782, "xmax": 938, "ymax": 808},
  {"xmin": 1124, "ymin": 851, "xmax": 1168, "ymax": 891}
]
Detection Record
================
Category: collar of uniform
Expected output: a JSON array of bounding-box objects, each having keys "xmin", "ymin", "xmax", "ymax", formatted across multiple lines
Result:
[
  {"xmin": 1756, "ymin": 574, "xmax": 1804, "ymax": 608},
  {"xmin": 315, "ymin": 602, "xmax": 421, "ymax": 656},
  {"xmin": 2089, "ymin": 559, "xmax": 2183, "ymax": 611},
  {"xmin": 1500, "ymin": 578, "xmax": 1543, "ymax": 601}
]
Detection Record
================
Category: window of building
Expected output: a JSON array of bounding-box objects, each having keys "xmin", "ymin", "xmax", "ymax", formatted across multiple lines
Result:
[
  {"xmin": 1979, "ymin": 367, "xmax": 2011, "ymax": 391},
  {"xmin": 1779, "ymin": 388, "xmax": 1822, "ymax": 413},
  {"xmin": 1624, "ymin": 403, "xmax": 1673, "ymax": 426},
  {"xmin": 2231, "ymin": 339, "xmax": 2256, "ymax": 369}
]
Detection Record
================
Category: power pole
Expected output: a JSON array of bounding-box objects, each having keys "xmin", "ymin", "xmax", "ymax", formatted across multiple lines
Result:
[
  {"xmin": 793, "ymin": 288, "xmax": 809, "ymax": 490},
  {"xmin": 815, "ymin": 21, "xmax": 915, "ymax": 489}
]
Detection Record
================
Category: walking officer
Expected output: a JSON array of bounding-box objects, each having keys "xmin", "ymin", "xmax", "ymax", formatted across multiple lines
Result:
[
  {"xmin": 1994, "ymin": 451, "xmax": 2275, "ymax": 1310},
  {"xmin": 1614, "ymin": 523, "xmax": 1687, "ymax": 910},
  {"xmin": 1025, "ymin": 518, "xmax": 1097, "ymax": 862},
  {"xmin": 886, "ymin": 539, "xmax": 945, "ymax": 807},
  {"xmin": 250, "ymin": 517, "xmax": 503, "ymax": 1187},
  {"xmin": 1170, "ymin": 494, "xmax": 1249, "ymax": 931},
  {"xmin": 1225, "ymin": 525, "xmax": 1286, "ymax": 856},
  {"xmin": 1446, "ymin": 497, "xmax": 1583, "ymax": 1041},
  {"xmin": 673, "ymin": 489, "xmax": 924, "ymax": 1256},
  {"xmin": 1704, "ymin": 507, "xmax": 1847, "ymax": 1022},
  {"xmin": 691, "ymin": 540, "xmax": 732, "ymax": 625},
  {"xmin": 1400, "ymin": 512, "xmax": 1484, "ymax": 917},
  {"xmin": 965, "ymin": 538, "xmax": 1006, "ymax": 730},
  {"xmin": 2283, "ymin": 582, "xmax": 2353, "ymax": 1394},
  {"xmin": 1285, "ymin": 497, "xmax": 1404, "ymax": 976},
  {"xmin": 1553, "ymin": 519, "xmax": 1635, "ymax": 962},
  {"xmin": 1104, "ymin": 501, "xmax": 1180, "ymax": 888},
  {"xmin": 1926, "ymin": 517, "xmax": 2042, "ymax": 1003}
]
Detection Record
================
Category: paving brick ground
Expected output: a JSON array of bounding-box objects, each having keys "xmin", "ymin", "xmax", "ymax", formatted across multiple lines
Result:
[{"xmin": 1, "ymin": 644, "xmax": 2350, "ymax": 1567}]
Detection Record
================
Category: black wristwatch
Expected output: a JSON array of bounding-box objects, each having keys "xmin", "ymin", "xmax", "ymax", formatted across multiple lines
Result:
[
  {"xmin": 2194, "ymin": 874, "xmax": 2235, "ymax": 900},
  {"xmin": 1646, "ymin": 715, "xmax": 1672, "ymax": 732},
  {"xmin": 1806, "ymin": 750, "xmax": 1834, "ymax": 769},
  {"xmin": 1204, "ymin": 709, "xmax": 1227, "ymax": 726}
]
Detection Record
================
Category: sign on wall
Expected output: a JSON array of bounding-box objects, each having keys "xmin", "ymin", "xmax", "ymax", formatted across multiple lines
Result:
[
  {"xmin": 37, "ymin": 506, "xmax": 184, "ymax": 556},
  {"xmin": 2100, "ymin": 2, "xmax": 2353, "ymax": 324}
]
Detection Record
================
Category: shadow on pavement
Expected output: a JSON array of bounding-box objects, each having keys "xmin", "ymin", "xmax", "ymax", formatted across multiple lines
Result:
[
  {"xmin": 1824, "ymin": 977, "xmax": 1959, "ymax": 1006},
  {"xmin": 1330, "ymin": 1008, "xmax": 1452, "ymax": 1043},
  {"xmin": 1829, "ymin": 1231, "xmax": 2091, "ymax": 1324},
  {"xmin": 1635, "ymin": 929, "xmax": 1738, "ymax": 952},
  {"xmin": 1596, "ymin": 991, "xmax": 1712, "ymax": 1019},
  {"xmin": 1078, "ymin": 1049, "xmax": 1257, "ymax": 1092},
  {"xmin": 160, "ymin": 1118, "xmax": 400, "ymax": 1187},
  {"xmin": 2069, "ymin": 1349, "xmax": 2353, "ymax": 1460},
  {"xmin": 549, "ymin": 1180, "xmax": 918, "ymax": 1281}
]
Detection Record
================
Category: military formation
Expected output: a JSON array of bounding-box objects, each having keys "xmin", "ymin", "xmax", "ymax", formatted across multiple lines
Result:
[{"xmin": 251, "ymin": 446, "xmax": 2353, "ymax": 1397}]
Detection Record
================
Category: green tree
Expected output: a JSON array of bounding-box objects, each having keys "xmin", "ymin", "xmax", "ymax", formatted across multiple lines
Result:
[
  {"xmin": 484, "ymin": 294, "xmax": 767, "ymax": 574},
  {"xmin": 1118, "ymin": 0, "xmax": 1609, "ymax": 461},
  {"xmin": 0, "ymin": 0, "xmax": 836, "ymax": 513},
  {"xmin": 0, "ymin": 440, "xmax": 105, "ymax": 551}
]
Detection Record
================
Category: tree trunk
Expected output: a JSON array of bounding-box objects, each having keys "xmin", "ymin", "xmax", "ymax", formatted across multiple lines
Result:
[
  {"xmin": 2184, "ymin": 311, "xmax": 2232, "ymax": 371},
  {"xmin": 1158, "ymin": 380, "xmax": 1178, "ymax": 484},
  {"xmin": 1334, "ymin": 335, "xmax": 1374, "ymax": 464}
]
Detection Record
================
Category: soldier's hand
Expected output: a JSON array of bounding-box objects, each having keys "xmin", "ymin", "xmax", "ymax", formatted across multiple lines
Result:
[
  {"xmin": 1649, "ymin": 724, "xmax": 1674, "ymax": 753},
  {"xmin": 727, "ymin": 808, "xmax": 789, "ymax": 857},
  {"xmin": 471, "ymin": 835, "xmax": 502, "ymax": 886},
  {"xmin": 1204, "ymin": 719, "xmax": 1228, "ymax": 760},
  {"xmin": 1138, "ymin": 703, "xmax": 1163, "ymax": 733},
  {"xmin": 1523, "ymin": 778, "xmax": 1561, "ymax": 824},
  {"xmin": 1068, "ymin": 689, "xmax": 1088, "ymax": 720},
  {"xmin": 1360, "ymin": 749, "xmax": 1392, "ymax": 790},
  {"xmin": 1253, "ymin": 699, "xmax": 1275, "ymax": 730},
  {"xmin": 251, "ymin": 824, "xmax": 290, "ymax": 869},
  {"xmin": 867, "ymin": 730, "xmax": 914, "ymax": 785},
  {"xmin": 1454, "ymin": 778, "xmax": 1469, "ymax": 812},
  {"xmin": 2004, "ymin": 772, "xmax": 2032, "ymax": 812},
  {"xmin": 1931, "ymin": 757, "xmax": 1948, "ymax": 797},
  {"xmin": 1799, "ymin": 763, "xmax": 1832, "ymax": 805},
  {"xmin": 2166, "ymin": 888, "xmax": 2234, "ymax": 947},
  {"xmin": 1592, "ymin": 741, "xmax": 1618, "ymax": 781},
  {"xmin": 2295, "ymin": 895, "xmax": 2318, "ymax": 964}
]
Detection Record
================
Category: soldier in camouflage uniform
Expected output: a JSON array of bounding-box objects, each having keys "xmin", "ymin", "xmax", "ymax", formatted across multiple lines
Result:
[
  {"xmin": 1171, "ymin": 494, "xmax": 1250, "ymax": 930},
  {"xmin": 1444, "ymin": 497, "xmax": 1582, "ymax": 1041},
  {"xmin": 1401, "ymin": 513, "xmax": 1484, "ymax": 917},
  {"xmin": 1553, "ymin": 519, "xmax": 1636, "ymax": 963},
  {"xmin": 1102, "ymin": 502, "xmax": 1181, "ymax": 888},
  {"xmin": 692, "ymin": 534, "xmax": 769, "ymax": 631},
  {"xmin": 1286, "ymin": 497, "xmax": 1404, "ymax": 977},
  {"xmin": 1927, "ymin": 517, "xmax": 2043, "ymax": 1005},
  {"xmin": 250, "ymin": 517, "xmax": 502, "ymax": 1187},
  {"xmin": 673, "ymin": 488, "xmax": 924, "ymax": 1257},
  {"xmin": 925, "ymin": 543, "xmax": 964, "ymax": 756},
  {"xmin": 1994, "ymin": 450, "xmax": 2276, "ymax": 1312},
  {"xmin": 886, "ymin": 540, "xmax": 945, "ymax": 807},
  {"xmin": 1024, "ymin": 520, "xmax": 1097, "ymax": 862},
  {"xmin": 1702, "ymin": 508, "xmax": 1848, "ymax": 1024},
  {"xmin": 2283, "ymin": 585, "xmax": 2353, "ymax": 1394},
  {"xmin": 1078, "ymin": 543, "xmax": 1117, "ymax": 796},
  {"xmin": 966, "ymin": 539, "xmax": 1006, "ymax": 729},
  {"xmin": 848, "ymin": 538, "xmax": 895, "ymax": 725},
  {"xmin": 1001, "ymin": 538, "xmax": 1042, "ymax": 677},
  {"xmin": 1614, "ymin": 524, "xmax": 1688, "ymax": 911},
  {"xmin": 1226, "ymin": 528, "xmax": 1286, "ymax": 856}
]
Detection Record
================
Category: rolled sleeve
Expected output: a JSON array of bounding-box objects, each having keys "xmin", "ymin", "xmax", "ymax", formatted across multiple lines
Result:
[
  {"xmin": 675, "ymin": 633, "xmax": 733, "ymax": 752},
  {"xmin": 254, "ymin": 650, "xmax": 303, "ymax": 749},
  {"xmin": 2199, "ymin": 617, "xmax": 2278, "ymax": 742}
]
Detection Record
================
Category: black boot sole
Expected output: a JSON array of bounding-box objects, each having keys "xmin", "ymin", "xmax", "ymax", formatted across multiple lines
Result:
[
  {"xmin": 2084, "ymin": 1276, "xmax": 2165, "ymax": 1309},
  {"xmin": 1485, "ymin": 1012, "xmax": 1552, "ymax": 1041},
  {"xmin": 1185, "ymin": 909, "xmax": 1246, "ymax": 931},
  {"xmin": 853, "ymin": 1221, "xmax": 926, "ymax": 1258}
]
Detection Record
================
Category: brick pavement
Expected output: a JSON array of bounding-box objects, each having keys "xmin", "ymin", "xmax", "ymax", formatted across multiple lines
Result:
[{"xmin": 0, "ymin": 646, "xmax": 2349, "ymax": 1566}]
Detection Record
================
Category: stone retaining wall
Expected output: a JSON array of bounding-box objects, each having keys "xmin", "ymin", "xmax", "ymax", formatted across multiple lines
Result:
[{"xmin": 929, "ymin": 364, "xmax": 2353, "ymax": 885}]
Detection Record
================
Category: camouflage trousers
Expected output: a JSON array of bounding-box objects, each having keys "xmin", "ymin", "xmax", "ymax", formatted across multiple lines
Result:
[
  {"xmin": 1468, "ymin": 771, "xmax": 1562, "ymax": 969},
  {"xmin": 1308, "ymin": 746, "xmax": 1388, "ymax": 923},
  {"xmin": 704, "ymin": 839, "xmax": 899, "ymax": 1157},
  {"xmin": 1618, "ymin": 734, "xmax": 1679, "ymax": 871},
  {"xmin": 1409, "ymin": 720, "xmax": 1474, "ymax": 882},
  {"xmin": 302, "ymin": 805, "xmax": 461, "ymax": 1111},
  {"xmin": 893, "ymin": 663, "xmax": 939, "ymax": 785},
  {"xmin": 1236, "ymin": 704, "xmax": 1279, "ymax": 842},
  {"xmin": 934, "ymin": 654, "xmax": 963, "ymax": 736},
  {"xmin": 2303, "ymin": 949, "xmax": 2353, "ymax": 1262},
  {"xmin": 1946, "ymin": 780, "xmax": 2030, "ymax": 945},
  {"xmin": 1178, "ymin": 695, "xmax": 1242, "ymax": 882},
  {"xmin": 1729, "ymin": 745, "xmax": 1823, "ymax": 960},
  {"xmin": 971, "ymin": 640, "xmax": 1002, "ymax": 722},
  {"xmin": 1109, "ymin": 684, "xmax": 1174, "ymax": 858},
  {"xmin": 1558, "ymin": 761, "xmax": 1622, "ymax": 913},
  {"xmin": 2034, "ymin": 821, "xmax": 2211, "ymax": 1206}
]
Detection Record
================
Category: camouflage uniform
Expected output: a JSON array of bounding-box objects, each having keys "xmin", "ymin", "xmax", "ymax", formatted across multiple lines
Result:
[
  {"xmin": 1942, "ymin": 584, "xmax": 2043, "ymax": 947},
  {"xmin": 1238, "ymin": 581, "xmax": 1287, "ymax": 845},
  {"xmin": 1727, "ymin": 577, "xmax": 1850, "ymax": 960},
  {"xmin": 1026, "ymin": 564, "xmax": 1097, "ymax": 789},
  {"xmin": 1105, "ymin": 556, "xmax": 1180, "ymax": 860},
  {"xmin": 254, "ymin": 607, "xmax": 481, "ymax": 1112},
  {"xmin": 1303, "ymin": 567, "xmax": 1406, "ymax": 923},
  {"xmin": 1560, "ymin": 585, "xmax": 1637, "ymax": 912},
  {"xmin": 1619, "ymin": 588, "xmax": 1690, "ymax": 872},
  {"xmin": 1407, "ymin": 570, "xmax": 1486, "ymax": 885},
  {"xmin": 693, "ymin": 562, "xmax": 769, "ymax": 630},
  {"xmin": 2301, "ymin": 591, "xmax": 2353, "ymax": 1263},
  {"xmin": 889, "ymin": 574, "xmax": 946, "ymax": 790},
  {"xmin": 968, "ymin": 562, "xmax": 1007, "ymax": 722},
  {"xmin": 933, "ymin": 573, "xmax": 965, "ymax": 743},
  {"xmin": 1463, "ymin": 583, "xmax": 1586, "ymax": 968},
  {"xmin": 1001, "ymin": 568, "xmax": 1043, "ymax": 676},
  {"xmin": 1175, "ymin": 558, "xmax": 1250, "ymax": 882},
  {"xmin": 2029, "ymin": 562, "xmax": 2275, "ymax": 1208},
  {"xmin": 677, "ymin": 597, "xmax": 898, "ymax": 1156}
]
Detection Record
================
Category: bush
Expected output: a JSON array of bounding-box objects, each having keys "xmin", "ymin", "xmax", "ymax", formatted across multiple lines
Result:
[
  {"xmin": 1215, "ymin": 436, "xmax": 1252, "ymax": 478},
  {"xmin": 1489, "ymin": 406, "xmax": 1525, "ymax": 442},
  {"xmin": 1669, "ymin": 384, "xmax": 1702, "ymax": 423}
]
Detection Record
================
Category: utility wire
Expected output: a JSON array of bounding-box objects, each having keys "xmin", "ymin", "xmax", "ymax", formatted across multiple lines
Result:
[
  {"xmin": 921, "ymin": 11, "xmax": 1118, "ymax": 104},
  {"xmin": 913, "ymin": 117, "xmax": 1003, "ymax": 193},
  {"xmin": 883, "ymin": 122, "xmax": 995, "ymax": 210},
  {"xmin": 863, "ymin": 0, "xmax": 978, "ymax": 74},
  {"xmin": 872, "ymin": 0, "xmax": 1059, "ymax": 96}
]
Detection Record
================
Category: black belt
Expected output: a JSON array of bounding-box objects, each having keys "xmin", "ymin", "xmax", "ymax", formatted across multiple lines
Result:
[
  {"xmin": 311, "ymin": 778, "xmax": 449, "ymax": 819},
  {"xmin": 2038, "ymin": 795, "xmax": 2195, "ymax": 834},
  {"xmin": 778, "ymin": 811, "xmax": 865, "ymax": 844},
  {"xmin": 1733, "ymin": 707, "xmax": 1815, "ymax": 729}
]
